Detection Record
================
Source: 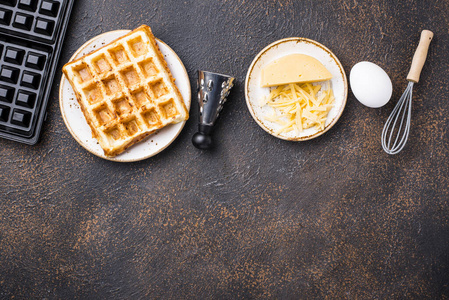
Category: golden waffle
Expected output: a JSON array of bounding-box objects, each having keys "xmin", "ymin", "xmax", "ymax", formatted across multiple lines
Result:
[{"xmin": 62, "ymin": 25, "xmax": 189, "ymax": 157}]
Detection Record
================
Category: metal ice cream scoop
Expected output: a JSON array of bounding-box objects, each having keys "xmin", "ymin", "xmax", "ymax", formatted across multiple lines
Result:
[{"xmin": 192, "ymin": 70, "xmax": 235, "ymax": 149}]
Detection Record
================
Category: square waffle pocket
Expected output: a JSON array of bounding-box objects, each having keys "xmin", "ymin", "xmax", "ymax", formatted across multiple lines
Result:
[{"xmin": 62, "ymin": 25, "xmax": 188, "ymax": 157}]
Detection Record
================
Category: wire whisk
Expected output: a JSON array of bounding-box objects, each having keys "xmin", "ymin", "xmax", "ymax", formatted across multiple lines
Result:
[
  {"xmin": 381, "ymin": 81, "xmax": 413, "ymax": 154},
  {"xmin": 381, "ymin": 30, "xmax": 433, "ymax": 155}
]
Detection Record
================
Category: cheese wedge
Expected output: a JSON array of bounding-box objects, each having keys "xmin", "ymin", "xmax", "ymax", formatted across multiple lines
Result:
[{"xmin": 261, "ymin": 54, "xmax": 332, "ymax": 87}]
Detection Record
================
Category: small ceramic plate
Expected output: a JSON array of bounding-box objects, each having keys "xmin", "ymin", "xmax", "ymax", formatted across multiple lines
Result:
[
  {"xmin": 59, "ymin": 30, "xmax": 191, "ymax": 162},
  {"xmin": 245, "ymin": 38, "xmax": 347, "ymax": 141}
]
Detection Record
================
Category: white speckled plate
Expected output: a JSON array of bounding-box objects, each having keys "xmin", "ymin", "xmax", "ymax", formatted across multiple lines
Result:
[
  {"xmin": 59, "ymin": 30, "xmax": 191, "ymax": 162},
  {"xmin": 245, "ymin": 37, "xmax": 347, "ymax": 141}
]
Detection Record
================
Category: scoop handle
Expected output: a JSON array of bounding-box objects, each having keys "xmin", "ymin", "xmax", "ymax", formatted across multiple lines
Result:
[{"xmin": 407, "ymin": 30, "xmax": 433, "ymax": 83}]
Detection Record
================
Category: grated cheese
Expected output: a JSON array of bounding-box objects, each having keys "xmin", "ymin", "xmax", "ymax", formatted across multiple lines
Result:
[{"xmin": 260, "ymin": 82, "xmax": 335, "ymax": 134}]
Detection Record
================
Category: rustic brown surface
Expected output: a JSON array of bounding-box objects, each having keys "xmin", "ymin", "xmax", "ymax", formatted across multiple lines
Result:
[{"xmin": 1, "ymin": 0, "xmax": 448, "ymax": 299}]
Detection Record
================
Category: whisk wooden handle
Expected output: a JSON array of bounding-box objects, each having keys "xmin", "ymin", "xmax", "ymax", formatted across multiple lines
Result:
[{"xmin": 407, "ymin": 30, "xmax": 434, "ymax": 83}]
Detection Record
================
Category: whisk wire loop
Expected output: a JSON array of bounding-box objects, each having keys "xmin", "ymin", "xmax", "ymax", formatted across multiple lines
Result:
[{"xmin": 381, "ymin": 81, "xmax": 414, "ymax": 155}]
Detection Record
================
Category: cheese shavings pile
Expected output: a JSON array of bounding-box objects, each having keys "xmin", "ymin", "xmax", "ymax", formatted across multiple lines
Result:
[{"xmin": 259, "ymin": 82, "xmax": 335, "ymax": 135}]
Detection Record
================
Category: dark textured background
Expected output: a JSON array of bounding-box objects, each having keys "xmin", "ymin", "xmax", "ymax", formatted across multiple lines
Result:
[{"xmin": 1, "ymin": 0, "xmax": 448, "ymax": 299}]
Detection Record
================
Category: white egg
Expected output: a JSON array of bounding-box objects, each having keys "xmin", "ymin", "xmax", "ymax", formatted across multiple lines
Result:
[{"xmin": 350, "ymin": 61, "xmax": 393, "ymax": 108}]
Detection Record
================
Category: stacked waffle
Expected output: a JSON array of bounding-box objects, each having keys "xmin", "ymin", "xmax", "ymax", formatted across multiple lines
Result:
[{"xmin": 63, "ymin": 25, "xmax": 188, "ymax": 156}]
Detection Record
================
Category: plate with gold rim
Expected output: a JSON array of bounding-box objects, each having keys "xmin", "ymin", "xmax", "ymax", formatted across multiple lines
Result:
[{"xmin": 245, "ymin": 37, "xmax": 347, "ymax": 141}]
